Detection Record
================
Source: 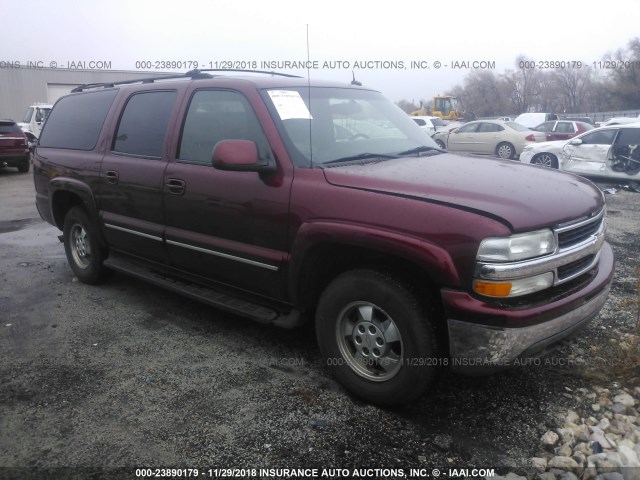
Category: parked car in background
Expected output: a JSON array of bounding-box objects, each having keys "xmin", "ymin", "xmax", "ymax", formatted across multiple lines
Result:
[
  {"xmin": 0, "ymin": 119, "xmax": 30, "ymax": 173},
  {"xmin": 533, "ymin": 120, "xmax": 594, "ymax": 141},
  {"xmin": 596, "ymin": 115, "xmax": 640, "ymax": 127},
  {"xmin": 432, "ymin": 119, "xmax": 545, "ymax": 159},
  {"xmin": 513, "ymin": 112, "xmax": 559, "ymax": 128},
  {"xmin": 561, "ymin": 116, "xmax": 594, "ymax": 126},
  {"xmin": 520, "ymin": 123, "xmax": 640, "ymax": 179},
  {"xmin": 496, "ymin": 116, "xmax": 514, "ymax": 122},
  {"xmin": 18, "ymin": 103, "xmax": 52, "ymax": 144},
  {"xmin": 410, "ymin": 115, "xmax": 448, "ymax": 136}
]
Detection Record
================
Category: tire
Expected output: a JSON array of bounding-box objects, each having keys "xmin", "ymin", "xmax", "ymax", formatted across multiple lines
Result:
[
  {"xmin": 435, "ymin": 139, "xmax": 446, "ymax": 149},
  {"xmin": 63, "ymin": 206, "xmax": 108, "ymax": 284},
  {"xmin": 531, "ymin": 152, "xmax": 558, "ymax": 169},
  {"xmin": 17, "ymin": 159, "xmax": 30, "ymax": 173},
  {"xmin": 496, "ymin": 142, "xmax": 515, "ymax": 160},
  {"xmin": 315, "ymin": 269, "xmax": 439, "ymax": 406}
]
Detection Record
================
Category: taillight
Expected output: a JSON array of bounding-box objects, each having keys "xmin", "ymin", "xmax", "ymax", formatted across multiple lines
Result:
[{"xmin": 525, "ymin": 134, "xmax": 536, "ymax": 141}]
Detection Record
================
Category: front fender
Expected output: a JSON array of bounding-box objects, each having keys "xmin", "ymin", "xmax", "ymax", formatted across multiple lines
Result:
[{"xmin": 287, "ymin": 220, "xmax": 460, "ymax": 303}]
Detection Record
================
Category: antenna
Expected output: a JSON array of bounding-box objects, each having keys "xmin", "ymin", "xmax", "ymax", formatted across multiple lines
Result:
[
  {"xmin": 351, "ymin": 71, "xmax": 362, "ymax": 86},
  {"xmin": 306, "ymin": 24, "xmax": 313, "ymax": 168}
]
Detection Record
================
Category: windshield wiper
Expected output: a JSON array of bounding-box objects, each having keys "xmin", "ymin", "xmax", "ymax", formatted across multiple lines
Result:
[
  {"xmin": 397, "ymin": 145, "xmax": 443, "ymax": 156},
  {"xmin": 323, "ymin": 152, "xmax": 400, "ymax": 165}
]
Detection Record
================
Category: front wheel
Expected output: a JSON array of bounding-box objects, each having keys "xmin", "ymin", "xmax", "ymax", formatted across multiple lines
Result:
[
  {"xmin": 63, "ymin": 206, "xmax": 108, "ymax": 284},
  {"xmin": 496, "ymin": 142, "xmax": 515, "ymax": 159},
  {"xmin": 435, "ymin": 139, "xmax": 446, "ymax": 149},
  {"xmin": 531, "ymin": 152, "xmax": 559, "ymax": 169},
  {"xmin": 315, "ymin": 269, "xmax": 439, "ymax": 406}
]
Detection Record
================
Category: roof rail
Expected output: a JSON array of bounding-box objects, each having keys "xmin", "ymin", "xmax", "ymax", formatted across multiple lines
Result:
[
  {"xmin": 185, "ymin": 68, "xmax": 303, "ymax": 78},
  {"xmin": 70, "ymin": 70, "xmax": 214, "ymax": 93},
  {"xmin": 69, "ymin": 68, "xmax": 302, "ymax": 93}
]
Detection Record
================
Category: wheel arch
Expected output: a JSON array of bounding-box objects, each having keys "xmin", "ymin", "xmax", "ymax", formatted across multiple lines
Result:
[
  {"xmin": 287, "ymin": 222, "xmax": 459, "ymax": 315},
  {"xmin": 49, "ymin": 178, "xmax": 106, "ymax": 246}
]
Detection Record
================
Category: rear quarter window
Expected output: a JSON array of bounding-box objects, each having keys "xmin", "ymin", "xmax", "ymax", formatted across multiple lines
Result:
[
  {"xmin": 0, "ymin": 122, "xmax": 22, "ymax": 135},
  {"xmin": 39, "ymin": 90, "xmax": 118, "ymax": 150}
]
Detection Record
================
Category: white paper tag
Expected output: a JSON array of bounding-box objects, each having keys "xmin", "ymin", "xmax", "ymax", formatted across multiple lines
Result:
[{"xmin": 267, "ymin": 90, "xmax": 313, "ymax": 120}]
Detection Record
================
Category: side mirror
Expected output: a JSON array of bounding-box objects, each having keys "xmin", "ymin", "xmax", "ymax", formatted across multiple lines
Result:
[
  {"xmin": 212, "ymin": 139, "xmax": 276, "ymax": 173},
  {"xmin": 451, "ymin": 128, "xmax": 459, "ymax": 133},
  {"xmin": 569, "ymin": 138, "xmax": 583, "ymax": 146}
]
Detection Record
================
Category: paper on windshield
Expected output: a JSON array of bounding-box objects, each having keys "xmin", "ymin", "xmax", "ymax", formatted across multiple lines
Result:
[{"xmin": 268, "ymin": 90, "xmax": 313, "ymax": 120}]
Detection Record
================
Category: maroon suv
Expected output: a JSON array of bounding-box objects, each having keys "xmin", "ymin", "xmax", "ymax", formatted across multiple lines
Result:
[{"xmin": 33, "ymin": 70, "xmax": 614, "ymax": 405}]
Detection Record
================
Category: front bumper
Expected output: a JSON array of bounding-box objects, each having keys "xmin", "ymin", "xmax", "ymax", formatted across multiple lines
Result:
[{"xmin": 445, "ymin": 242, "xmax": 614, "ymax": 372}]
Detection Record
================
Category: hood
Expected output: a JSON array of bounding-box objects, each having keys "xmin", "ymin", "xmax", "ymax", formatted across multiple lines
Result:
[{"xmin": 322, "ymin": 154, "xmax": 604, "ymax": 232}]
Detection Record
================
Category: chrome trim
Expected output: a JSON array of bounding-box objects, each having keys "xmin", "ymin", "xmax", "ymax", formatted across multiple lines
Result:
[
  {"xmin": 104, "ymin": 223, "xmax": 163, "ymax": 242},
  {"xmin": 165, "ymin": 239, "xmax": 279, "ymax": 271},
  {"xmin": 555, "ymin": 207, "xmax": 604, "ymax": 233},
  {"xmin": 476, "ymin": 214, "xmax": 606, "ymax": 287},
  {"xmin": 448, "ymin": 281, "xmax": 611, "ymax": 365}
]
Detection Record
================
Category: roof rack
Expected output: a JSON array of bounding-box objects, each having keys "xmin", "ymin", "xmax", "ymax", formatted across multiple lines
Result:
[
  {"xmin": 185, "ymin": 68, "xmax": 303, "ymax": 78},
  {"xmin": 70, "ymin": 69, "xmax": 302, "ymax": 93}
]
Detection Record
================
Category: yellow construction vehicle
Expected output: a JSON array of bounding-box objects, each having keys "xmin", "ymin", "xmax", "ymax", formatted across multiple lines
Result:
[{"xmin": 410, "ymin": 95, "xmax": 473, "ymax": 121}]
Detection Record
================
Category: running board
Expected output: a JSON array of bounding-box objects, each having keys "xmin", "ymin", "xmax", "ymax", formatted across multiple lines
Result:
[{"xmin": 103, "ymin": 253, "xmax": 280, "ymax": 324}]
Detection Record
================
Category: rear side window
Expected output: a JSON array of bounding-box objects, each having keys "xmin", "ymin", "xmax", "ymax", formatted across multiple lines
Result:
[
  {"xmin": 113, "ymin": 91, "xmax": 177, "ymax": 158},
  {"xmin": 39, "ymin": 90, "xmax": 118, "ymax": 150}
]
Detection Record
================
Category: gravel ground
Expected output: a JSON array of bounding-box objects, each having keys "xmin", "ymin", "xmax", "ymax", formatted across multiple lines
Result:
[{"xmin": 0, "ymin": 168, "xmax": 638, "ymax": 480}]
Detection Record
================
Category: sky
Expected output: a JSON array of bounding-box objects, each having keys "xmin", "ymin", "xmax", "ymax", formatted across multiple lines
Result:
[{"xmin": 2, "ymin": 0, "xmax": 639, "ymax": 103}]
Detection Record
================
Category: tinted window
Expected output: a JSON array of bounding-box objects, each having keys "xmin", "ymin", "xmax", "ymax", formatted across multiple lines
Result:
[
  {"xmin": 614, "ymin": 128, "xmax": 640, "ymax": 145},
  {"xmin": 458, "ymin": 123, "xmax": 479, "ymax": 133},
  {"xmin": 178, "ymin": 90, "xmax": 271, "ymax": 165},
  {"xmin": 477, "ymin": 123, "xmax": 503, "ymax": 133},
  {"xmin": 39, "ymin": 90, "xmax": 118, "ymax": 150},
  {"xmin": 113, "ymin": 91, "xmax": 176, "ymax": 158},
  {"xmin": 579, "ymin": 129, "xmax": 617, "ymax": 145},
  {"xmin": 412, "ymin": 119, "xmax": 427, "ymax": 126},
  {"xmin": 535, "ymin": 122, "xmax": 554, "ymax": 132},
  {"xmin": 0, "ymin": 122, "xmax": 22, "ymax": 135},
  {"xmin": 556, "ymin": 122, "xmax": 575, "ymax": 133}
]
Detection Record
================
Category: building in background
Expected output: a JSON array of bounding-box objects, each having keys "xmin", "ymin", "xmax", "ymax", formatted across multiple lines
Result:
[{"xmin": 0, "ymin": 68, "xmax": 173, "ymax": 121}]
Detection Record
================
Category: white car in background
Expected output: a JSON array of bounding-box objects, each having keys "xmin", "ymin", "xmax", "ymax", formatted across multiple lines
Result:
[
  {"xmin": 432, "ymin": 119, "xmax": 546, "ymax": 159},
  {"xmin": 596, "ymin": 116, "xmax": 640, "ymax": 127},
  {"xmin": 520, "ymin": 123, "xmax": 640, "ymax": 180},
  {"xmin": 410, "ymin": 115, "xmax": 449, "ymax": 136}
]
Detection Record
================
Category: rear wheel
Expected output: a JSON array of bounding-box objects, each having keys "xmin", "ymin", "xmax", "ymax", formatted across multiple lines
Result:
[
  {"xmin": 63, "ymin": 206, "xmax": 108, "ymax": 284},
  {"xmin": 496, "ymin": 142, "xmax": 515, "ymax": 159},
  {"xmin": 17, "ymin": 157, "xmax": 30, "ymax": 173},
  {"xmin": 531, "ymin": 152, "xmax": 559, "ymax": 169},
  {"xmin": 315, "ymin": 269, "xmax": 439, "ymax": 406}
]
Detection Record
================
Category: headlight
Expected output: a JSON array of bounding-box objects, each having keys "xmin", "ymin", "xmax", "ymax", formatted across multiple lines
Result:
[{"xmin": 477, "ymin": 229, "xmax": 556, "ymax": 262}]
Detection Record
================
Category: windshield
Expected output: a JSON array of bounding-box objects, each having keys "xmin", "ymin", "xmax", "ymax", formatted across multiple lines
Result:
[
  {"xmin": 21, "ymin": 107, "xmax": 34, "ymax": 124},
  {"xmin": 263, "ymin": 87, "xmax": 439, "ymax": 167}
]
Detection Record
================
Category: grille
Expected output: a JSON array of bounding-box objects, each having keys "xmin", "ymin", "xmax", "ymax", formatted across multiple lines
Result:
[
  {"xmin": 557, "ymin": 254, "xmax": 596, "ymax": 280},
  {"xmin": 557, "ymin": 215, "xmax": 603, "ymax": 249}
]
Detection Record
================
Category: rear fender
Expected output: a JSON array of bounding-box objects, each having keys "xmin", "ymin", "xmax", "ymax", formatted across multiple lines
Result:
[{"xmin": 49, "ymin": 177, "xmax": 106, "ymax": 244}]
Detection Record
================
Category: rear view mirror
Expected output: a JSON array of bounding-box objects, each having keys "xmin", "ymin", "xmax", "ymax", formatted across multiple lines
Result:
[{"xmin": 570, "ymin": 138, "xmax": 583, "ymax": 146}]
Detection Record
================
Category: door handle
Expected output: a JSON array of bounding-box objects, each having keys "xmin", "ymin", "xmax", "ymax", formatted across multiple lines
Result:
[
  {"xmin": 166, "ymin": 178, "xmax": 186, "ymax": 195},
  {"xmin": 104, "ymin": 170, "xmax": 119, "ymax": 184}
]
